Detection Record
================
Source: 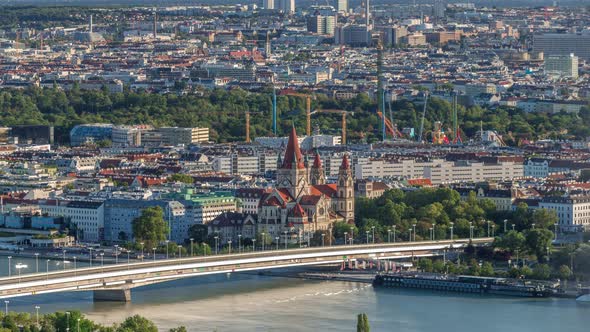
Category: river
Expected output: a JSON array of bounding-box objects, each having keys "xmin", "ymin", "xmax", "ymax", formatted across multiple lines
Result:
[{"xmin": 0, "ymin": 256, "xmax": 587, "ymax": 331}]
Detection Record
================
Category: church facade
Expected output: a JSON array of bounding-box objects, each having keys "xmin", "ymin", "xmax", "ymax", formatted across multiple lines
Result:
[{"xmin": 257, "ymin": 127, "xmax": 355, "ymax": 243}]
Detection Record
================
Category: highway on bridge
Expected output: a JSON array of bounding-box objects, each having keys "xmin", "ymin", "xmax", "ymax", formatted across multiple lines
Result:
[{"xmin": 0, "ymin": 238, "xmax": 493, "ymax": 302}]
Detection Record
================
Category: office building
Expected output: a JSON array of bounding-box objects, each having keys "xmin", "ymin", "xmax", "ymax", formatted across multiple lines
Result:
[
  {"xmin": 545, "ymin": 54, "xmax": 579, "ymax": 79},
  {"xmin": 533, "ymin": 33, "xmax": 590, "ymax": 61},
  {"xmin": 69, "ymin": 124, "xmax": 113, "ymax": 147},
  {"xmin": 337, "ymin": 0, "xmax": 348, "ymax": 13},
  {"xmin": 337, "ymin": 24, "xmax": 370, "ymax": 46},
  {"xmin": 11, "ymin": 126, "xmax": 54, "ymax": 145},
  {"xmin": 278, "ymin": 0, "xmax": 295, "ymax": 14},
  {"xmin": 263, "ymin": 0, "xmax": 275, "ymax": 9},
  {"xmin": 307, "ymin": 14, "xmax": 336, "ymax": 35}
]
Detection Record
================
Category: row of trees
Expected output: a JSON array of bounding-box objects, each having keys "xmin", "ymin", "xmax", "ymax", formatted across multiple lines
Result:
[
  {"xmin": 0, "ymin": 311, "xmax": 184, "ymax": 332},
  {"xmin": 353, "ymin": 188, "xmax": 558, "ymax": 244},
  {"xmin": 1, "ymin": 87, "xmax": 589, "ymax": 144}
]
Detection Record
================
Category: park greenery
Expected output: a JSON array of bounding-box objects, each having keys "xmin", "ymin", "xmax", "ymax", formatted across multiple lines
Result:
[
  {"xmin": 131, "ymin": 206, "xmax": 168, "ymax": 249},
  {"xmin": 0, "ymin": 310, "xmax": 185, "ymax": 332},
  {"xmin": 1, "ymin": 87, "xmax": 590, "ymax": 144}
]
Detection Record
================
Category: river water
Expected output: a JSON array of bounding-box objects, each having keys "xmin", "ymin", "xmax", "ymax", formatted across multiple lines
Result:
[{"xmin": 0, "ymin": 256, "xmax": 587, "ymax": 332}]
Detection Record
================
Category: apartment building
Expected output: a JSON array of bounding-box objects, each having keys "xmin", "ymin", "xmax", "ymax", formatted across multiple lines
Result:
[
  {"xmin": 38, "ymin": 200, "xmax": 104, "ymax": 242},
  {"xmin": 539, "ymin": 196, "xmax": 590, "ymax": 232}
]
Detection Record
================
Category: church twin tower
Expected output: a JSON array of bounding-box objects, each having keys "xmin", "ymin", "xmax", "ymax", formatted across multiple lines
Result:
[{"xmin": 276, "ymin": 127, "xmax": 354, "ymax": 223}]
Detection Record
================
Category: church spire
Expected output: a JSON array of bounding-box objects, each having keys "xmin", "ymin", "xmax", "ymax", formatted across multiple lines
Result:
[{"xmin": 282, "ymin": 126, "xmax": 305, "ymax": 169}]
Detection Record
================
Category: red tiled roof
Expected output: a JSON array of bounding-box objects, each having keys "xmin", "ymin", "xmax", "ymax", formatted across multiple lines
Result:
[
  {"xmin": 291, "ymin": 203, "xmax": 306, "ymax": 217},
  {"xmin": 299, "ymin": 194, "xmax": 321, "ymax": 205},
  {"xmin": 311, "ymin": 184, "xmax": 337, "ymax": 197},
  {"xmin": 407, "ymin": 178, "xmax": 432, "ymax": 186}
]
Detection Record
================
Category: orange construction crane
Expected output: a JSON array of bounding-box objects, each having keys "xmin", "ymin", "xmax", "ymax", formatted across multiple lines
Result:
[
  {"xmin": 311, "ymin": 109, "xmax": 350, "ymax": 145},
  {"xmin": 279, "ymin": 91, "xmax": 315, "ymax": 136},
  {"xmin": 377, "ymin": 111, "xmax": 403, "ymax": 139}
]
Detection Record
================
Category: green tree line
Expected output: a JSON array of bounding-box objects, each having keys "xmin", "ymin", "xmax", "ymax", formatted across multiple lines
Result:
[{"xmin": 1, "ymin": 87, "xmax": 589, "ymax": 145}]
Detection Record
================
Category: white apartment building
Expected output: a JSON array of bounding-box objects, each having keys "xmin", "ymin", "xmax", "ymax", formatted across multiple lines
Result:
[
  {"xmin": 39, "ymin": 200, "xmax": 105, "ymax": 242},
  {"xmin": 539, "ymin": 196, "xmax": 590, "ymax": 232},
  {"xmin": 524, "ymin": 159, "xmax": 550, "ymax": 178},
  {"xmin": 355, "ymin": 158, "xmax": 524, "ymax": 184},
  {"xmin": 212, "ymin": 153, "xmax": 279, "ymax": 175}
]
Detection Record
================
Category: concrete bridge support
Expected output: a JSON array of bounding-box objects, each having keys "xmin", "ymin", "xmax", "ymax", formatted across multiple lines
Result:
[{"xmin": 93, "ymin": 289, "xmax": 131, "ymax": 302}]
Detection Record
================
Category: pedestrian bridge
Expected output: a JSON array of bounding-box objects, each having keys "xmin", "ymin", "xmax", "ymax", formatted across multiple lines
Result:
[{"xmin": 0, "ymin": 238, "xmax": 492, "ymax": 302}]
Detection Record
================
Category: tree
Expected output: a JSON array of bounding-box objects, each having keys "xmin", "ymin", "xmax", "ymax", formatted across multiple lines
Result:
[
  {"xmin": 533, "ymin": 264, "xmax": 551, "ymax": 280},
  {"xmin": 116, "ymin": 315, "xmax": 158, "ymax": 332},
  {"xmin": 417, "ymin": 258, "xmax": 433, "ymax": 272},
  {"xmin": 558, "ymin": 265, "xmax": 572, "ymax": 281},
  {"xmin": 480, "ymin": 262, "xmax": 495, "ymax": 277},
  {"xmin": 525, "ymin": 229, "xmax": 553, "ymax": 262},
  {"xmin": 132, "ymin": 207, "xmax": 168, "ymax": 249},
  {"xmin": 169, "ymin": 327, "xmax": 187, "ymax": 332},
  {"xmin": 495, "ymin": 230, "xmax": 525, "ymax": 254},
  {"xmin": 187, "ymin": 224, "xmax": 208, "ymax": 243},
  {"xmin": 168, "ymin": 174, "xmax": 194, "ymax": 184},
  {"xmin": 357, "ymin": 313, "xmax": 370, "ymax": 332}
]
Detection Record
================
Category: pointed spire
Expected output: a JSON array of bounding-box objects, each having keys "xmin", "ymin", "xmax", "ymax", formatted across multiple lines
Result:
[
  {"xmin": 282, "ymin": 126, "xmax": 305, "ymax": 169},
  {"xmin": 312, "ymin": 152, "xmax": 322, "ymax": 168},
  {"xmin": 340, "ymin": 153, "xmax": 350, "ymax": 170}
]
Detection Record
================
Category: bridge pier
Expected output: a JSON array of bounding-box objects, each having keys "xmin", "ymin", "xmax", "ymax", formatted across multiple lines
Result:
[{"xmin": 93, "ymin": 289, "xmax": 131, "ymax": 302}]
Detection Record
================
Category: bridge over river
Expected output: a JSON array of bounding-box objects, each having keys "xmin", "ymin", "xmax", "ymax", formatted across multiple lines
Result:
[{"xmin": 0, "ymin": 238, "xmax": 493, "ymax": 302}]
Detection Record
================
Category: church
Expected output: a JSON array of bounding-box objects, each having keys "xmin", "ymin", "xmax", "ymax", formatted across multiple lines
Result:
[{"xmin": 256, "ymin": 126, "xmax": 355, "ymax": 243}]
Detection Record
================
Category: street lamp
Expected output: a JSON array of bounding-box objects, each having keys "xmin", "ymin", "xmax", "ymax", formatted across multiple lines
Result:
[
  {"xmin": 114, "ymin": 245, "xmax": 119, "ymax": 264},
  {"xmin": 429, "ymin": 228, "xmax": 433, "ymax": 241},
  {"xmin": 492, "ymin": 224, "xmax": 495, "ymax": 237},
  {"xmin": 449, "ymin": 222, "xmax": 454, "ymax": 241},
  {"xmin": 227, "ymin": 241, "xmax": 232, "ymax": 255},
  {"xmin": 238, "ymin": 235, "xmax": 242, "ymax": 253},
  {"xmin": 487, "ymin": 220, "xmax": 491, "ymax": 237},
  {"xmin": 393, "ymin": 225, "xmax": 396, "ymax": 243},
  {"xmin": 189, "ymin": 238, "xmax": 194, "ymax": 257},
  {"xmin": 432, "ymin": 223, "xmax": 435, "ymax": 241},
  {"xmin": 284, "ymin": 231, "xmax": 288, "ymax": 249},
  {"xmin": 512, "ymin": 224, "xmax": 515, "ymax": 231},
  {"xmin": 350, "ymin": 227, "xmax": 354, "ymax": 245},
  {"xmin": 35, "ymin": 305, "xmax": 40, "ymax": 326},
  {"xmin": 469, "ymin": 222, "xmax": 473, "ymax": 239},
  {"xmin": 4, "ymin": 300, "xmax": 8, "ymax": 315},
  {"xmin": 344, "ymin": 232, "xmax": 348, "ymax": 245},
  {"xmin": 178, "ymin": 245, "xmax": 183, "ymax": 258},
  {"xmin": 7, "ymin": 256, "xmax": 12, "ymax": 277},
  {"xmin": 252, "ymin": 239, "xmax": 256, "ymax": 252},
  {"xmin": 214, "ymin": 236, "xmax": 219, "ymax": 255},
  {"xmin": 412, "ymin": 223, "xmax": 417, "ymax": 242},
  {"xmin": 46, "ymin": 259, "xmax": 50, "ymax": 280},
  {"xmin": 152, "ymin": 248, "xmax": 156, "ymax": 263},
  {"xmin": 165, "ymin": 240, "xmax": 170, "ymax": 259},
  {"xmin": 89, "ymin": 248, "xmax": 93, "ymax": 267},
  {"xmin": 77, "ymin": 318, "xmax": 80, "ymax": 332},
  {"xmin": 275, "ymin": 237, "xmax": 279, "ymax": 250},
  {"xmin": 140, "ymin": 242, "xmax": 144, "ymax": 261},
  {"xmin": 554, "ymin": 223, "xmax": 559, "ymax": 241},
  {"xmin": 34, "ymin": 253, "xmax": 39, "ymax": 273},
  {"xmin": 15, "ymin": 263, "xmax": 26, "ymax": 284},
  {"xmin": 261, "ymin": 232, "xmax": 266, "ymax": 251},
  {"xmin": 388, "ymin": 229, "xmax": 392, "ymax": 243},
  {"xmin": 100, "ymin": 252, "xmax": 104, "ymax": 272},
  {"xmin": 66, "ymin": 311, "xmax": 70, "ymax": 332},
  {"xmin": 503, "ymin": 219, "xmax": 508, "ymax": 233},
  {"xmin": 321, "ymin": 233, "xmax": 326, "ymax": 247},
  {"xmin": 532, "ymin": 223, "xmax": 535, "ymax": 230},
  {"xmin": 371, "ymin": 226, "xmax": 375, "ymax": 244},
  {"xmin": 365, "ymin": 230, "xmax": 369, "ymax": 244}
]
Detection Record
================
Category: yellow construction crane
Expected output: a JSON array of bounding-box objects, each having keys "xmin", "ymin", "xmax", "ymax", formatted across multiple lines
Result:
[
  {"xmin": 311, "ymin": 109, "xmax": 351, "ymax": 145},
  {"xmin": 280, "ymin": 91, "xmax": 315, "ymax": 136}
]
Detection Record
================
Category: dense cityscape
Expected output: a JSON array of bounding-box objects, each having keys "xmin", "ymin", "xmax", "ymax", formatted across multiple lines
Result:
[{"xmin": 0, "ymin": 0, "xmax": 588, "ymax": 331}]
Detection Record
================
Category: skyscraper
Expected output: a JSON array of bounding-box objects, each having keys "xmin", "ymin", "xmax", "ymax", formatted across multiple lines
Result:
[
  {"xmin": 337, "ymin": 0, "xmax": 348, "ymax": 13},
  {"xmin": 278, "ymin": 0, "xmax": 295, "ymax": 14},
  {"xmin": 263, "ymin": 0, "xmax": 275, "ymax": 10}
]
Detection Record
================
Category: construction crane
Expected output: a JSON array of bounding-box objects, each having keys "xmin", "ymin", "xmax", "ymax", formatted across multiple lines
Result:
[
  {"xmin": 245, "ymin": 111, "xmax": 264, "ymax": 143},
  {"xmin": 451, "ymin": 91, "xmax": 463, "ymax": 144},
  {"xmin": 418, "ymin": 92, "xmax": 429, "ymax": 143},
  {"xmin": 310, "ymin": 109, "xmax": 350, "ymax": 145},
  {"xmin": 279, "ymin": 90, "xmax": 315, "ymax": 136},
  {"xmin": 377, "ymin": 111, "xmax": 403, "ymax": 138}
]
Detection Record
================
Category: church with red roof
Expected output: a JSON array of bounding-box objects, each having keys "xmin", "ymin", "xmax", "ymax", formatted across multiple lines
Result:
[{"xmin": 256, "ymin": 127, "xmax": 355, "ymax": 243}]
